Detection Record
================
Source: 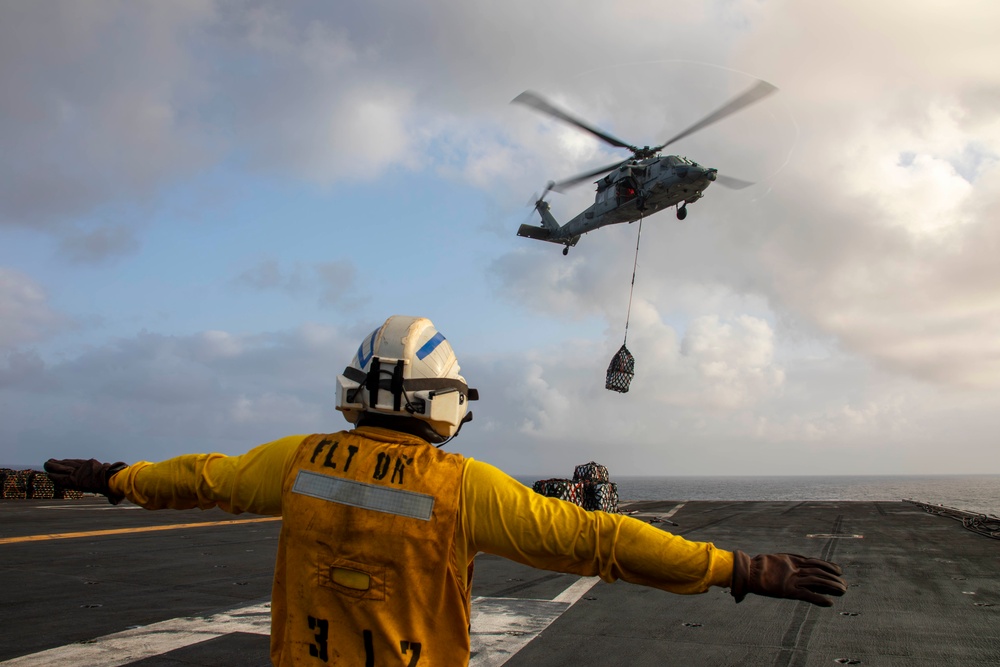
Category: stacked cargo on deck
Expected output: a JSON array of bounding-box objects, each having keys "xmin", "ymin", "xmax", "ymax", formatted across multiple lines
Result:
[
  {"xmin": 532, "ymin": 461, "xmax": 619, "ymax": 513},
  {"xmin": 31, "ymin": 472, "xmax": 56, "ymax": 499},
  {"xmin": 0, "ymin": 469, "xmax": 81, "ymax": 499},
  {"xmin": 1, "ymin": 468, "xmax": 27, "ymax": 499}
]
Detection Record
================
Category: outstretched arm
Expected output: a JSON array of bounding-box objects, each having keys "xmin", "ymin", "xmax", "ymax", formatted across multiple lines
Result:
[
  {"xmin": 46, "ymin": 434, "xmax": 306, "ymax": 516},
  {"xmin": 460, "ymin": 460, "xmax": 846, "ymax": 605},
  {"xmin": 460, "ymin": 460, "xmax": 731, "ymax": 594}
]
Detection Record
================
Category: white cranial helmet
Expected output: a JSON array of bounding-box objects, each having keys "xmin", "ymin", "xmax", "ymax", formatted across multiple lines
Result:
[{"xmin": 336, "ymin": 316, "xmax": 478, "ymax": 439}]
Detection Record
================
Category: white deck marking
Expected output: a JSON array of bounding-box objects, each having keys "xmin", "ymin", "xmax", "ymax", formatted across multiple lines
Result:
[
  {"xmin": 466, "ymin": 507, "xmax": 693, "ymax": 666},
  {"xmin": 0, "ymin": 602, "xmax": 272, "ymax": 666},
  {"xmin": 1, "ymin": 575, "xmax": 602, "ymax": 667},
  {"xmin": 469, "ymin": 576, "xmax": 600, "ymax": 667},
  {"xmin": 621, "ymin": 502, "xmax": 687, "ymax": 524},
  {"xmin": 663, "ymin": 502, "xmax": 686, "ymax": 518}
]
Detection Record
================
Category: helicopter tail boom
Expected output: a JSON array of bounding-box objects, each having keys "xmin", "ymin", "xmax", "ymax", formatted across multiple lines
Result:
[
  {"xmin": 534, "ymin": 199, "xmax": 561, "ymax": 233},
  {"xmin": 517, "ymin": 224, "xmax": 581, "ymax": 250}
]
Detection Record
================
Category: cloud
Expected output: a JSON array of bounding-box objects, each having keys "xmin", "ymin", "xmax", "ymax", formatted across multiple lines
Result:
[
  {"xmin": 236, "ymin": 259, "xmax": 307, "ymax": 294},
  {"xmin": 0, "ymin": 2, "xmax": 756, "ymax": 231},
  {"xmin": 234, "ymin": 258, "xmax": 361, "ymax": 309},
  {"xmin": 0, "ymin": 268, "xmax": 71, "ymax": 349},
  {"xmin": 676, "ymin": 314, "xmax": 784, "ymax": 408},
  {"xmin": 56, "ymin": 224, "xmax": 141, "ymax": 264},
  {"xmin": 315, "ymin": 260, "xmax": 360, "ymax": 308},
  {"xmin": 2, "ymin": 317, "xmax": 998, "ymax": 476},
  {"xmin": 464, "ymin": 336, "xmax": 1000, "ymax": 476},
  {"xmin": 477, "ymin": 310, "xmax": 784, "ymax": 447},
  {"xmin": 4, "ymin": 1, "xmax": 1000, "ymax": 476},
  {"xmin": 728, "ymin": 18, "xmax": 996, "ymax": 389},
  {"xmin": 0, "ymin": 325, "xmax": 353, "ymax": 464},
  {"xmin": 486, "ymin": 0, "xmax": 1000, "ymax": 390},
  {"xmin": 0, "ymin": 2, "xmax": 218, "ymax": 229},
  {"xmin": 0, "ymin": 349, "xmax": 52, "ymax": 391}
]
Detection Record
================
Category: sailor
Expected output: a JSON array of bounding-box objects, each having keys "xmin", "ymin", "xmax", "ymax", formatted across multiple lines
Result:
[{"xmin": 46, "ymin": 315, "xmax": 847, "ymax": 666}]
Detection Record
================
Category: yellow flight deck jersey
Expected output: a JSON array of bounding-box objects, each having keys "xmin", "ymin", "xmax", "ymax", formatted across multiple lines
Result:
[{"xmin": 110, "ymin": 426, "xmax": 734, "ymax": 666}]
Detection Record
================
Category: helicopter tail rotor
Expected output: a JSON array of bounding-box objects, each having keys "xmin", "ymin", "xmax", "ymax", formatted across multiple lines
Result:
[
  {"xmin": 540, "ymin": 180, "xmax": 556, "ymax": 203},
  {"xmin": 526, "ymin": 181, "xmax": 557, "ymax": 206},
  {"xmin": 522, "ymin": 181, "xmax": 557, "ymax": 228}
]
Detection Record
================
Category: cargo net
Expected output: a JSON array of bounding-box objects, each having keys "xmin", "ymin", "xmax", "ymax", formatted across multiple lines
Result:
[
  {"xmin": 1, "ymin": 469, "xmax": 81, "ymax": 500},
  {"xmin": 574, "ymin": 461, "xmax": 610, "ymax": 484},
  {"xmin": 532, "ymin": 479, "xmax": 584, "ymax": 506},
  {"xmin": 532, "ymin": 461, "xmax": 619, "ymax": 513},
  {"xmin": 605, "ymin": 344, "xmax": 635, "ymax": 393}
]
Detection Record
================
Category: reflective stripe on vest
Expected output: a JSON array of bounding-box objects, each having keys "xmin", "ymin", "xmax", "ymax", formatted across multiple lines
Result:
[{"xmin": 292, "ymin": 470, "xmax": 435, "ymax": 521}]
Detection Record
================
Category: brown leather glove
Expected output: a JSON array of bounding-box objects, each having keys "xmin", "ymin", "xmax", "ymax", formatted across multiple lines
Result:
[
  {"xmin": 44, "ymin": 458, "xmax": 128, "ymax": 505},
  {"xmin": 731, "ymin": 551, "xmax": 847, "ymax": 607}
]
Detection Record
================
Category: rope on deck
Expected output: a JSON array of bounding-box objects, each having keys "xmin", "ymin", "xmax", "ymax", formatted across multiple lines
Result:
[{"xmin": 903, "ymin": 499, "xmax": 1000, "ymax": 540}]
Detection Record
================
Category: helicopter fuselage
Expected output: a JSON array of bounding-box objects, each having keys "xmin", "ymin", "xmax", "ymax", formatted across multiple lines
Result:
[{"xmin": 517, "ymin": 154, "xmax": 717, "ymax": 249}]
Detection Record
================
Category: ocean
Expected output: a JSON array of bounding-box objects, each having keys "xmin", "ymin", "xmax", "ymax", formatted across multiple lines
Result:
[
  {"xmin": 519, "ymin": 474, "xmax": 1000, "ymax": 517},
  {"xmin": 7, "ymin": 464, "xmax": 999, "ymax": 517}
]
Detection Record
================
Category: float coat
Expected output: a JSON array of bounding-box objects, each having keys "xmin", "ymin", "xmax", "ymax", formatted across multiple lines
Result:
[{"xmin": 274, "ymin": 430, "xmax": 466, "ymax": 666}]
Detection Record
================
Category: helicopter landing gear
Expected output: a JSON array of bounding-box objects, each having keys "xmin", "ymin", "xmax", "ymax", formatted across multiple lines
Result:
[
  {"xmin": 562, "ymin": 247, "xmax": 569, "ymax": 256},
  {"xmin": 676, "ymin": 204, "xmax": 688, "ymax": 220}
]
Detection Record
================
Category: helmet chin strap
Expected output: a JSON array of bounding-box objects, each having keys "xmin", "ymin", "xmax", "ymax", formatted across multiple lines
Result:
[{"xmin": 435, "ymin": 411, "xmax": 473, "ymax": 449}]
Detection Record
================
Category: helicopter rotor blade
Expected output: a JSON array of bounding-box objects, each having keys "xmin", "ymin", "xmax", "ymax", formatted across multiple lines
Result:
[
  {"xmin": 551, "ymin": 158, "xmax": 629, "ymax": 193},
  {"xmin": 512, "ymin": 91, "xmax": 636, "ymax": 152},
  {"xmin": 713, "ymin": 174, "xmax": 756, "ymax": 190},
  {"xmin": 653, "ymin": 79, "xmax": 778, "ymax": 152}
]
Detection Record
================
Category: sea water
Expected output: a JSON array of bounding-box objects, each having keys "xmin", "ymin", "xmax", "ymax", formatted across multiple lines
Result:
[{"xmin": 518, "ymin": 475, "xmax": 1000, "ymax": 516}]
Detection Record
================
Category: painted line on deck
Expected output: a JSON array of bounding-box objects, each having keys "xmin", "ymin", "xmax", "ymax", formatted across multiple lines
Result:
[
  {"xmin": 662, "ymin": 502, "xmax": 686, "ymax": 518},
  {"xmin": 621, "ymin": 502, "xmax": 687, "ymax": 523},
  {"xmin": 469, "ymin": 575, "xmax": 600, "ymax": 666},
  {"xmin": 0, "ymin": 574, "xmax": 601, "ymax": 667},
  {"xmin": 0, "ymin": 517, "xmax": 281, "ymax": 545},
  {"xmin": 0, "ymin": 601, "xmax": 273, "ymax": 666}
]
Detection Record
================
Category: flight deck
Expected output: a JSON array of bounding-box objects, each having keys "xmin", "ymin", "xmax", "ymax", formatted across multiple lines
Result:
[{"xmin": 1, "ymin": 498, "xmax": 997, "ymax": 666}]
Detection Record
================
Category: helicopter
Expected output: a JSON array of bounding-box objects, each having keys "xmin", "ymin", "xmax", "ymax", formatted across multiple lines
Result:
[{"xmin": 512, "ymin": 79, "xmax": 777, "ymax": 255}]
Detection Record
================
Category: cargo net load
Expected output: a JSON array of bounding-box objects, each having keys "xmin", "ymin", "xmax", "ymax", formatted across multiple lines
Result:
[
  {"xmin": 532, "ymin": 461, "xmax": 619, "ymax": 513},
  {"xmin": 605, "ymin": 344, "xmax": 635, "ymax": 393},
  {"xmin": 1, "ymin": 469, "xmax": 83, "ymax": 500}
]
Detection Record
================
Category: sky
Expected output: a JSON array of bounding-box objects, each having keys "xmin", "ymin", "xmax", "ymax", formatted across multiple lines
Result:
[{"xmin": 2, "ymin": 1, "xmax": 999, "ymax": 477}]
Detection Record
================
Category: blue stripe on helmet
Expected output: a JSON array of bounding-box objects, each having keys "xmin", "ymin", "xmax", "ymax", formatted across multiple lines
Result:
[
  {"xmin": 357, "ymin": 329, "xmax": 377, "ymax": 368},
  {"xmin": 416, "ymin": 331, "xmax": 446, "ymax": 360}
]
